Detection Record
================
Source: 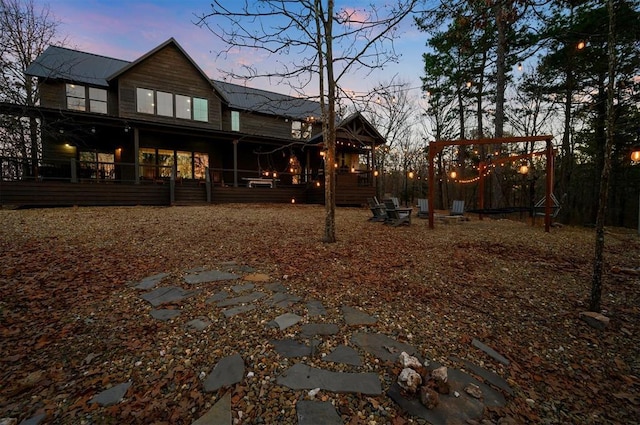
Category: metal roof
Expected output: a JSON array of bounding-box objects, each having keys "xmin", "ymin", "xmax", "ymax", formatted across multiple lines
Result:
[
  {"xmin": 213, "ymin": 80, "xmax": 322, "ymax": 121},
  {"xmin": 25, "ymin": 45, "xmax": 128, "ymax": 87}
]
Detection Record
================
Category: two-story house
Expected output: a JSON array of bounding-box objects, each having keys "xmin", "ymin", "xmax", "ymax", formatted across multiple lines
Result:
[{"xmin": 0, "ymin": 38, "xmax": 385, "ymax": 207}]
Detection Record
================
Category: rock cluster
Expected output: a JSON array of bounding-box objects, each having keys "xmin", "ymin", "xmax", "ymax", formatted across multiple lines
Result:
[{"xmin": 395, "ymin": 352, "xmax": 469, "ymax": 410}]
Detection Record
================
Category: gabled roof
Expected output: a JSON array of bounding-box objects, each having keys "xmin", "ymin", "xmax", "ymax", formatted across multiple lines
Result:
[
  {"xmin": 106, "ymin": 38, "xmax": 220, "ymax": 95},
  {"xmin": 25, "ymin": 46, "xmax": 128, "ymax": 87},
  {"xmin": 213, "ymin": 80, "xmax": 321, "ymax": 121},
  {"xmin": 309, "ymin": 111, "xmax": 387, "ymax": 146}
]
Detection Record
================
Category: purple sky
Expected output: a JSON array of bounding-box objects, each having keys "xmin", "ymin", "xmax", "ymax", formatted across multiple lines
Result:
[{"xmin": 45, "ymin": 0, "xmax": 426, "ymax": 98}]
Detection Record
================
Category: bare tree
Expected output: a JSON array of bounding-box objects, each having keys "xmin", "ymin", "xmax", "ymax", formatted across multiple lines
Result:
[
  {"xmin": 0, "ymin": 0, "xmax": 61, "ymax": 175},
  {"xmin": 196, "ymin": 0, "xmax": 417, "ymax": 243}
]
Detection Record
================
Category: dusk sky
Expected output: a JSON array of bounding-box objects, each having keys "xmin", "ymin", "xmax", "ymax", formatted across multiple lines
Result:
[{"xmin": 44, "ymin": 0, "xmax": 428, "ymax": 99}]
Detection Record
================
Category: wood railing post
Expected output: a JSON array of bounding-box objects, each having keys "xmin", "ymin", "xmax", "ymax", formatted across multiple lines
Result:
[
  {"xmin": 205, "ymin": 166, "xmax": 212, "ymax": 203},
  {"xmin": 70, "ymin": 158, "xmax": 77, "ymax": 183},
  {"xmin": 169, "ymin": 169, "xmax": 175, "ymax": 205}
]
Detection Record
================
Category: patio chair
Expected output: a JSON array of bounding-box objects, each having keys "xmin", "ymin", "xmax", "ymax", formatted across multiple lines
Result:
[
  {"xmin": 367, "ymin": 197, "xmax": 387, "ymax": 222},
  {"xmin": 417, "ymin": 198, "xmax": 429, "ymax": 218},
  {"xmin": 383, "ymin": 199, "xmax": 412, "ymax": 226},
  {"xmin": 450, "ymin": 200, "xmax": 465, "ymax": 216}
]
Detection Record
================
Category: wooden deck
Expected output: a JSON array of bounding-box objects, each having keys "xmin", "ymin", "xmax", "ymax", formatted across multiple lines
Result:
[{"xmin": 0, "ymin": 181, "xmax": 374, "ymax": 208}]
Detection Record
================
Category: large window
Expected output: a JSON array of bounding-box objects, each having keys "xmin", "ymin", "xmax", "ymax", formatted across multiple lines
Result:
[
  {"xmin": 135, "ymin": 88, "xmax": 208, "ymax": 122},
  {"xmin": 66, "ymin": 84, "xmax": 108, "ymax": 114},
  {"xmin": 79, "ymin": 150, "xmax": 115, "ymax": 179},
  {"xmin": 176, "ymin": 95, "xmax": 191, "ymax": 119},
  {"xmin": 231, "ymin": 111, "xmax": 240, "ymax": 131},
  {"xmin": 66, "ymin": 84, "xmax": 86, "ymax": 111},
  {"xmin": 139, "ymin": 148, "xmax": 209, "ymax": 180},
  {"xmin": 136, "ymin": 88, "xmax": 154, "ymax": 114},
  {"xmin": 156, "ymin": 91, "xmax": 173, "ymax": 117}
]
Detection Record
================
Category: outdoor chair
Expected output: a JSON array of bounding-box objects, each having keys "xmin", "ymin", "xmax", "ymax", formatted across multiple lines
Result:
[
  {"xmin": 417, "ymin": 198, "xmax": 429, "ymax": 218},
  {"xmin": 383, "ymin": 199, "xmax": 412, "ymax": 226},
  {"xmin": 534, "ymin": 193, "xmax": 566, "ymax": 219},
  {"xmin": 450, "ymin": 200, "xmax": 465, "ymax": 216},
  {"xmin": 367, "ymin": 197, "xmax": 387, "ymax": 222}
]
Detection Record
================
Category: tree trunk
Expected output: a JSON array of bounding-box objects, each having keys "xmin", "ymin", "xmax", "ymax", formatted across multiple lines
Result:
[
  {"xmin": 322, "ymin": 0, "xmax": 337, "ymax": 243},
  {"xmin": 590, "ymin": 0, "xmax": 616, "ymax": 313}
]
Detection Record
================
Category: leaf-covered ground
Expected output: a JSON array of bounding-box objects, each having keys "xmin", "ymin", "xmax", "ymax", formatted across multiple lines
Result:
[{"xmin": 0, "ymin": 204, "xmax": 638, "ymax": 424}]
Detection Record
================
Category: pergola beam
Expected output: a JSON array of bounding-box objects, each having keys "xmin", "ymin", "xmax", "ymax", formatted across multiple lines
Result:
[{"xmin": 427, "ymin": 135, "xmax": 555, "ymax": 232}]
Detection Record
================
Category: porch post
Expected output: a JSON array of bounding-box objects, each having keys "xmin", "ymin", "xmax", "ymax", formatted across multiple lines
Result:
[
  {"xmin": 233, "ymin": 139, "xmax": 238, "ymax": 187},
  {"xmin": 134, "ymin": 128, "xmax": 140, "ymax": 184},
  {"xmin": 428, "ymin": 143, "xmax": 435, "ymax": 229}
]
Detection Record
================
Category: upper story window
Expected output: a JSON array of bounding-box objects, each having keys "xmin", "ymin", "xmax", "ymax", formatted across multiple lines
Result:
[
  {"xmin": 135, "ymin": 88, "xmax": 208, "ymax": 122},
  {"xmin": 66, "ymin": 84, "xmax": 107, "ymax": 114},
  {"xmin": 89, "ymin": 88, "xmax": 107, "ymax": 114},
  {"xmin": 193, "ymin": 98, "xmax": 208, "ymax": 122},
  {"xmin": 176, "ymin": 95, "xmax": 191, "ymax": 120},
  {"xmin": 292, "ymin": 120, "xmax": 312, "ymax": 139},
  {"xmin": 231, "ymin": 111, "xmax": 240, "ymax": 131},
  {"xmin": 66, "ymin": 84, "xmax": 85, "ymax": 111},
  {"xmin": 156, "ymin": 91, "xmax": 173, "ymax": 117},
  {"xmin": 136, "ymin": 88, "xmax": 154, "ymax": 114}
]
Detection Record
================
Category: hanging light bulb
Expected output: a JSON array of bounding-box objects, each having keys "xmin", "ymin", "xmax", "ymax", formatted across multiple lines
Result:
[{"xmin": 450, "ymin": 170, "xmax": 457, "ymax": 179}]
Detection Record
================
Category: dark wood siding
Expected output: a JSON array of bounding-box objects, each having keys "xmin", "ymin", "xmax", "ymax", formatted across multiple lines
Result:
[
  {"xmin": 0, "ymin": 182, "xmax": 169, "ymax": 207},
  {"xmin": 221, "ymin": 110, "xmax": 322, "ymax": 141},
  {"xmin": 117, "ymin": 44, "xmax": 222, "ymax": 129},
  {"xmin": 39, "ymin": 81, "xmax": 65, "ymax": 109}
]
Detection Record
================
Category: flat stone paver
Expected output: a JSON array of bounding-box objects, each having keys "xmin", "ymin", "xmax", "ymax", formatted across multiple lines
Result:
[
  {"xmin": 184, "ymin": 270, "xmax": 240, "ymax": 284},
  {"xmin": 472, "ymin": 339, "xmax": 510, "ymax": 365},
  {"xmin": 342, "ymin": 306, "xmax": 377, "ymax": 326},
  {"xmin": 185, "ymin": 317, "xmax": 211, "ymax": 332},
  {"xmin": 132, "ymin": 272, "xmax": 169, "ymax": 290},
  {"xmin": 192, "ymin": 392, "xmax": 231, "ymax": 425},
  {"xmin": 206, "ymin": 290, "xmax": 229, "ymax": 304},
  {"xmin": 216, "ymin": 292, "xmax": 266, "ymax": 307},
  {"xmin": 297, "ymin": 400, "xmax": 343, "ymax": 425},
  {"xmin": 300, "ymin": 323, "xmax": 339, "ymax": 338},
  {"xmin": 265, "ymin": 282, "xmax": 288, "ymax": 293},
  {"xmin": 267, "ymin": 292, "xmax": 302, "ymax": 308},
  {"xmin": 150, "ymin": 309, "xmax": 181, "ymax": 321},
  {"xmin": 307, "ymin": 300, "xmax": 327, "ymax": 317},
  {"xmin": 272, "ymin": 339, "xmax": 320, "ymax": 358},
  {"xmin": 140, "ymin": 286, "xmax": 198, "ymax": 307},
  {"xmin": 323, "ymin": 345, "xmax": 362, "ymax": 366},
  {"xmin": 388, "ymin": 367, "xmax": 505, "ymax": 424},
  {"xmin": 231, "ymin": 283, "xmax": 255, "ymax": 293},
  {"xmin": 277, "ymin": 363, "xmax": 382, "ymax": 395},
  {"xmin": 89, "ymin": 381, "xmax": 131, "ymax": 406},
  {"xmin": 269, "ymin": 313, "xmax": 302, "ymax": 330},
  {"xmin": 351, "ymin": 332, "xmax": 421, "ymax": 363},
  {"xmin": 450, "ymin": 356, "xmax": 514, "ymax": 395},
  {"xmin": 203, "ymin": 354, "xmax": 245, "ymax": 392},
  {"xmin": 223, "ymin": 305, "xmax": 256, "ymax": 318}
]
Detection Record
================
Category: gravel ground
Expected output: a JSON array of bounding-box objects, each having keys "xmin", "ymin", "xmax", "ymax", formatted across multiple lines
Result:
[{"xmin": 0, "ymin": 204, "xmax": 638, "ymax": 424}]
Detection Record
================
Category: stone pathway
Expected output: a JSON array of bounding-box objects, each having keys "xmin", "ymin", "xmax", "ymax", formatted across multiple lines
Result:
[{"xmin": 16, "ymin": 263, "xmax": 514, "ymax": 425}]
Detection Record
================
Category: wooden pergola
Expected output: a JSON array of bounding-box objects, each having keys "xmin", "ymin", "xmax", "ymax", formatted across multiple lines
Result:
[{"xmin": 427, "ymin": 135, "xmax": 556, "ymax": 232}]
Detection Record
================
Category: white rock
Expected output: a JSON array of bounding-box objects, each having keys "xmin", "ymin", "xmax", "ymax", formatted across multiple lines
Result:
[
  {"xmin": 431, "ymin": 366, "xmax": 448, "ymax": 383},
  {"xmin": 308, "ymin": 388, "xmax": 321, "ymax": 398},
  {"xmin": 397, "ymin": 368, "xmax": 422, "ymax": 393},
  {"xmin": 398, "ymin": 351, "xmax": 422, "ymax": 369}
]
